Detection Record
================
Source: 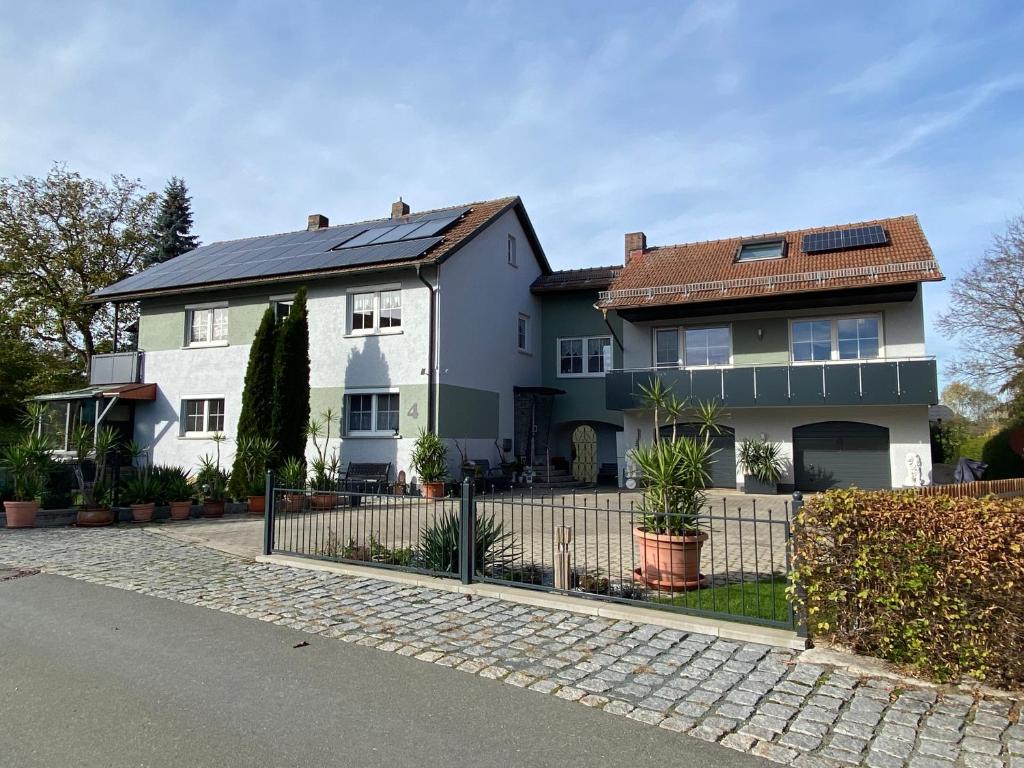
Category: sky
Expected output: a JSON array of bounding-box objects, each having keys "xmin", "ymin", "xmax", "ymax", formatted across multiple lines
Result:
[{"xmin": 1, "ymin": 1, "xmax": 1022, "ymax": 385}]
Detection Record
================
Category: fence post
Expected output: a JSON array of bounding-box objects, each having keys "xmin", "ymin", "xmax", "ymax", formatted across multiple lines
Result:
[
  {"xmin": 459, "ymin": 477, "xmax": 475, "ymax": 585},
  {"xmin": 789, "ymin": 491, "xmax": 808, "ymax": 638},
  {"xmin": 554, "ymin": 525, "xmax": 573, "ymax": 590},
  {"xmin": 263, "ymin": 469, "xmax": 275, "ymax": 556}
]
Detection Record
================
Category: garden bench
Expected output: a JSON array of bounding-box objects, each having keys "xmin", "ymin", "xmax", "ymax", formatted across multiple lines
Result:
[{"xmin": 339, "ymin": 462, "xmax": 392, "ymax": 496}]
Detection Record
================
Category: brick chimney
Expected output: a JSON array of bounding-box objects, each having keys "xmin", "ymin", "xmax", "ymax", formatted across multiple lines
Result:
[
  {"xmin": 625, "ymin": 232, "xmax": 646, "ymax": 264},
  {"xmin": 391, "ymin": 198, "xmax": 410, "ymax": 219},
  {"xmin": 307, "ymin": 214, "xmax": 329, "ymax": 231}
]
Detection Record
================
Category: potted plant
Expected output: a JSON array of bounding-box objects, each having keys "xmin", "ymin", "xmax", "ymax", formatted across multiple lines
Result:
[
  {"xmin": 629, "ymin": 436, "xmax": 712, "ymax": 591},
  {"xmin": 70, "ymin": 425, "xmax": 120, "ymax": 526},
  {"xmin": 0, "ymin": 434, "xmax": 51, "ymax": 528},
  {"xmin": 307, "ymin": 409, "xmax": 339, "ymax": 510},
  {"xmin": 194, "ymin": 454, "xmax": 230, "ymax": 518},
  {"xmin": 158, "ymin": 465, "xmax": 194, "ymax": 520},
  {"xmin": 411, "ymin": 429, "xmax": 448, "ymax": 499},
  {"xmin": 234, "ymin": 435, "xmax": 277, "ymax": 515},
  {"xmin": 737, "ymin": 438, "xmax": 785, "ymax": 494},
  {"xmin": 278, "ymin": 456, "xmax": 307, "ymax": 512},
  {"xmin": 121, "ymin": 469, "xmax": 162, "ymax": 523}
]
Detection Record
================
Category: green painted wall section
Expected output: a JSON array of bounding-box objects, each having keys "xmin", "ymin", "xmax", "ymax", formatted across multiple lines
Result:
[
  {"xmin": 540, "ymin": 292, "xmax": 623, "ymax": 428},
  {"xmin": 308, "ymin": 385, "xmax": 431, "ymax": 439},
  {"xmin": 308, "ymin": 387, "xmax": 345, "ymax": 435},
  {"xmin": 731, "ymin": 317, "xmax": 789, "ymax": 365},
  {"xmin": 437, "ymin": 384, "xmax": 499, "ymax": 439}
]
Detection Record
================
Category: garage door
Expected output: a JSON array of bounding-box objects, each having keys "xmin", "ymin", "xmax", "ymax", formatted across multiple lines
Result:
[
  {"xmin": 793, "ymin": 421, "xmax": 890, "ymax": 491},
  {"xmin": 660, "ymin": 423, "xmax": 736, "ymax": 488}
]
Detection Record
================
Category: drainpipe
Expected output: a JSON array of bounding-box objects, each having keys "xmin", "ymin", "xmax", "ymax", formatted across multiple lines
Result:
[
  {"xmin": 596, "ymin": 305, "xmax": 624, "ymax": 351},
  {"xmin": 415, "ymin": 265, "xmax": 437, "ymax": 433}
]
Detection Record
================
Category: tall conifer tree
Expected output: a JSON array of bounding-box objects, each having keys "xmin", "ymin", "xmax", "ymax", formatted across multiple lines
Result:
[
  {"xmin": 228, "ymin": 308, "xmax": 277, "ymax": 496},
  {"xmin": 148, "ymin": 177, "xmax": 199, "ymax": 265},
  {"xmin": 271, "ymin": 288, "xmax": 311, "ymax": 464}
]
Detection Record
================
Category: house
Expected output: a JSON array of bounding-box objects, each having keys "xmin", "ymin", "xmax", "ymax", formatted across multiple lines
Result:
[
  {"xmin": 46, "ymin": 198, "xmax": 943, "ymax": 493},
  {"xmin": 61, "ymin": 196, "xmax": 550, "ymax": 480},
  {"xmin": 598, "ymin": 216, "xmax": 944, "ymax": 491}
]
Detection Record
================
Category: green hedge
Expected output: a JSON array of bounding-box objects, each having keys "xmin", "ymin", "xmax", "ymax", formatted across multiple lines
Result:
[
  {"xmin": 981, "ymin": 423, "xmax": 1024, "ymax": 479},
  {"xmin": 792, "ymin": 489, "xmax": 1024, "ymax": 688}
]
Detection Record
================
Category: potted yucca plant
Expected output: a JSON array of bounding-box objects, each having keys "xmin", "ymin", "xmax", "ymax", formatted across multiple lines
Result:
[
  {"xmin": 0, "ymin": 434, "xmax": 51, "ymax": 528},
  {"xmin": 737, "ymin": 439, "xmax": 785, "ymax": 494},
  {"xmin": 233, "ymin": 435, "xmax": 276, "ymax": 515},
  {"xmin": 411, "ymin": 429, "xmax": 448, "ymax": 499},
  {"xmin": 121, "ymin": 469, "xmax": 162, "ymax": 523},
  {"xmin": 278, "ymin": 456, "xmax": 307, "ymax": 512},
  {"xmin": 71, "ymin": 425, "xmax": 120, "ymax": 526},
  {"xmin": 158, "ymin": 466, "xmax": 194, "ymax": 520},
  {"xmin": 307, "ymin": 409, "xmax": 339, "ymax": 510}
]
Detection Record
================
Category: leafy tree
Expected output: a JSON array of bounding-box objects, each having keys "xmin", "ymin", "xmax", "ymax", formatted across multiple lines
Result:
[
  {"xmin": 228, "ymin": 308, "xmax": 278, "ymax": 496},
  {"xmin": 940, "ymin": 381, "xmax": 1002, "ymax": 433},
  {"xmin": 938, "ymin": 213, "xmax": 1024, "ymax": 396},
  {"xmin": 270, "ymin": 288, "xmax": 310, "ymax": 463},
  {"xmin": 147, "ymin": 177, "xmax": 200, "ymax": 266},
  {"xmin": 0, "ymin": 164, "xmax": 157, "ymax": 368}
]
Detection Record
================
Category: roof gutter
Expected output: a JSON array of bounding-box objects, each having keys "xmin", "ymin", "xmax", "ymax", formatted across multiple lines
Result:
[
  {"xmin": 596, "ymin": 304, "xmax": 624, "ymax": 351},
  {"xmin": 415, "ymin": 264, "xmax": 437, "ymax": 433}
]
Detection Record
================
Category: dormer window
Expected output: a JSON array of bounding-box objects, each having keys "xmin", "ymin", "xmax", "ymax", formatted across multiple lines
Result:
[{"xmin": 736, "ymin": 239, "xmax": 785, "ymax": 262}]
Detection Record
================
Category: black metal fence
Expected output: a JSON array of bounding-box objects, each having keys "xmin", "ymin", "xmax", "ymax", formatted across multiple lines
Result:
[{"xmin": 263, "ymin": 475, "xmax": 796, "ymax": 629}]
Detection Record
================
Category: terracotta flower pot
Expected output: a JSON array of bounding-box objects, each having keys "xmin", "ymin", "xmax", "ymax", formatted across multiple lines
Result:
[
  {"xmin": 282, "ymin": 493, "xmax": 305, "ymax": 513},
  {"xmin": 310, "ymin": 492, "xmax": 336, "ymax": 510},
  {"xmin": 168, "ymin": 501, "xmax": 193, "ymax": 520},
  {"xmin": 77, "ymin": 506, "xmax": 115, "ymax": 527},
  {"xmin": 3, "ymin": 500, "xmax": 40, "ymax": 528},
  {"xmin": 247, "ymin": 495, "xmax": 265, "ymax": 516},
  {"xmin": 202, "ymin": 500, "xmax": 225, "ymax": 518},
  {"xmin": 421, "ymin": 481, "xmax": 446, "ymax": 499},
  {"xmin": 130, "ymin": 502, "xmax": 155, "ymax": 523},
  {"xmin": 632, "ymin": 527, "xmax": 708, "ymax": 591}
]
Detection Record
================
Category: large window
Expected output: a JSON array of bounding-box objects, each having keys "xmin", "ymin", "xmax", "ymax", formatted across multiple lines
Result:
[
  {"xmin": 186, "ymin": 306, "xmax": 228, "ymax": 346},
  {"xmin": 654, "ymin": 326, "xmax": 730, "ymax": 368},
  {"xmin": 181, "ymin": 398, "xmax": 225, "ymax": 436},
  {"xmin": 684, "ymin": 327, "xmax": 731, "ymax": 367},
  {"xmin": 558, "ymin": 336, "xmax": 611, "ymax": 377},
  {"xmin": 791, "ymin": 316, "xmax": 881, "ymax": 362},
  {"xmin": 346, "ymin": 392, "xmax": 400, "ymax": 436},
  {"xmin": 349, "ymin": 289, "xmax": 401, "ymax": 334}
]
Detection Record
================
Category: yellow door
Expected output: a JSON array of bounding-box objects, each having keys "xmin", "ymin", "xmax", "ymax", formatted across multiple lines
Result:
[{"xmin": 571, "ymin": 425, "xmax": 598, "ymax": 483}]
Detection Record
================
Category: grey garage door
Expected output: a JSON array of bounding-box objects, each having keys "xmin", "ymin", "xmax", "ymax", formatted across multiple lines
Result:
[
  {"xmin": 793, "ymin": 421, "xmax": 891, "ymax": 491},
  {"xmin": 660, "ymin": 423, "xmax": 736, "ymax": 489}
]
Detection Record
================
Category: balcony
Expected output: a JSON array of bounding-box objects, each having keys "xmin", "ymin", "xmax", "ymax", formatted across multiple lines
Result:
[
  {"xmin": 88, "ymin": 351, "xmax": 144, "ymax": 386},
  {"xmin": 605, "ymin": 357, "xmax": 938, "ymax": 410}
]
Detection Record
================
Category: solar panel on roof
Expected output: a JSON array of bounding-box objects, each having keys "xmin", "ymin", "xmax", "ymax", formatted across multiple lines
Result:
[
  {"xmin": 802, "ymin": 225, "xmax": 887, "ymax": 253},
  {"xmin": 401, "ymin": 212, "xmax": 461, "ymax": 240}
]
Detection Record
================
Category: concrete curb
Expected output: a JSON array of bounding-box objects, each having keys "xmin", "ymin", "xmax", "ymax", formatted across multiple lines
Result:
[{"xmin": 256, "ymin": 553, "xmax": 807, "ymax": 651}]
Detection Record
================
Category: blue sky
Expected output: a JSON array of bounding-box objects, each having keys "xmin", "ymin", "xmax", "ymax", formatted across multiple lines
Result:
[{"xmin": 1, "ymin": 1, "xmax": 1022, "ymax": 382}]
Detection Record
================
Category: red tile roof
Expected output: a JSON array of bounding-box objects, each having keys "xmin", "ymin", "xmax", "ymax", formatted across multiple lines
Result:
[
  {"xmin": 531, "ymin": 265, "xmax": 621, "ymax": 293},
  {"xmin": 598, "ymin": 215, "xmax": 943, "ymax": 311}
]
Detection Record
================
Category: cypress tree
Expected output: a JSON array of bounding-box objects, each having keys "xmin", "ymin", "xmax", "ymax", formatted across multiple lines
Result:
[
  {"xmin": 228, "ymin": 308, "xmax": 277, "ymax": 497},
  {"xmin": 271, "ymin": 287, "xmax": 311, "ymax": 464},
  {"xmin": 147, "ymin": 177, "xmax": 200, "ymax": 265}
]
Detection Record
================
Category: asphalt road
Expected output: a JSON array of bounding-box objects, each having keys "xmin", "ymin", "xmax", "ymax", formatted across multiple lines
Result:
[{"xmin": 0, "ymin": 573, "xmax": 772, "ymax": 768}]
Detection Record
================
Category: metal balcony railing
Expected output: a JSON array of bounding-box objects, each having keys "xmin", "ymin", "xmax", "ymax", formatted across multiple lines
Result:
[{"xmin": 605, "ymin": 357, "xmax": 938, "ymax": 409}]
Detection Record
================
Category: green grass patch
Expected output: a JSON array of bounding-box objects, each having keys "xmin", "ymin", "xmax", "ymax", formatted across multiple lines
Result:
[{"xmin": 652, "ymin": 576, "xmax": 791, "ymax": 623}]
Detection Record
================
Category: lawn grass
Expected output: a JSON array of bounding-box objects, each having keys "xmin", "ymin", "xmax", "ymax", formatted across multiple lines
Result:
[{"xmin": 652, "ymin": 575, "xmax": 791, "ymax": 623}]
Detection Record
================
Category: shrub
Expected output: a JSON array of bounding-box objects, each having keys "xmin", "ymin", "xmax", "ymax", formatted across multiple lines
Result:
[
  {"xmin": 791, "ymin": 489, "xmax": 1024, "ymax": 688},
  {"xmin": 410, "ymin": 429, "xmax": 448, "ymax": 483},
  {"xmin": 981, "ymin": 422, "xmax": 1024, "ymax": 479},
  {"xmin": 959, "ymin": 433, "xmax": 988, "ymax": 462}
]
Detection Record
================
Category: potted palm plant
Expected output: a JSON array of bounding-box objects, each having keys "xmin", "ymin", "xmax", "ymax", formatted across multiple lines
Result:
[
  {"xmin": 411, "ymin": 429, "xmax": 448, "ymax": 499},
  {"xmin": 629, "ymin": 436, "xmax": 712, "ymax": 591},
  {"xmin": 278, "ymin": 456, "xmax": 307, "ymax": 512},
  {"xmin": 195, "ymin": 455, "xmax": 230, "ymax": 518},
  {"xmin": 158, "ymin": 466, "xmax": 194, "ymax": 520},
  {"xmin": 233, "ymin": 435, "xmax": 276, "ymax": 515},
  {"xmin": 737, "ymin": 439, "xmax": 785, "ymax": 494},
  {"xmin": 121, "ymin": 469, "xmax": 162, "ymax": 523},
  {"xmin": 71, "ymin": 425, "xmax": 120, "ymax": 526},
  {"xmin": 307, "ymin": 409, "xmax": 339, "ymax": 510},
  {"xmin": 1, "ymin": 433, "xmax": 51, "ymax": 528}
]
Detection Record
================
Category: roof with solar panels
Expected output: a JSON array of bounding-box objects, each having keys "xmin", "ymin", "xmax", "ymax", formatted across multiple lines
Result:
[
  {"xmin": 90, "ymin": 195, "xmax": 549, "ymax": 302},
  {"xmin": 597, "ymin": 215, "xmax": 943, "ymax": 311}
]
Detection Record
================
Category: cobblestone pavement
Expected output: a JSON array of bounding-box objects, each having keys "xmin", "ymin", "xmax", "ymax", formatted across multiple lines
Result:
[{"xmin": 1, "ymin": 526, "xmax": 1020, "ymax": 768}]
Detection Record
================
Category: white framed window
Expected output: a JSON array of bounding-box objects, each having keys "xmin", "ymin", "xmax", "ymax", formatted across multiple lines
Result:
[
  {"xmin": 558, "ymin": 335, "xmax": 611, "ymax": 377},
  {"xmin": 508, "ymin": 234, "xmax": 518, "ymax": 266},
  {"xmin": 185, "ymin": 304, "xmax": 228, "ymax": 347},
  {"xmin": 346, "ymin": 392, "xmax": 400, "ymax": 436},
  {"xmin": 790, "ymin": 315, "xmax": 882, "ymax": 362},
  {"xmin": 181, "ymin": 398, "xmax": 225, "ymax": 436},
  {"xmin": 653, "ymin": 325, "xmax": 731, "ymax": 368},
  {"xmin": 517, "ymin": 314, "xmax": 530, "ymax": 353},
  {"xmin": 348, "ymin": 287, "xmax": 401, "ymax": 334}
]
